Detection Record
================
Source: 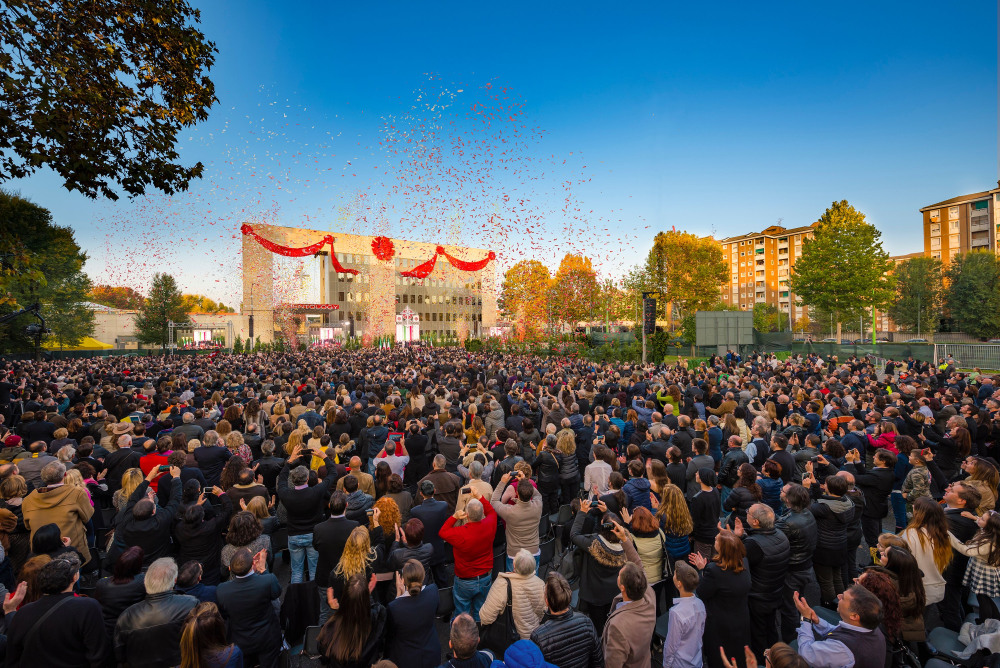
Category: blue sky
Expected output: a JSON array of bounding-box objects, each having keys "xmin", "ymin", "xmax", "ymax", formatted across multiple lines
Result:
[{"xmin": 7, "ymin": 0, "xmax": 997, "ymax": 305}]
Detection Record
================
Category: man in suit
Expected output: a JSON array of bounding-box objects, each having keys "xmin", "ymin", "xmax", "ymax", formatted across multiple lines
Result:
[
  {"xmin": 216, "ymin": 547, "xmax": 282, "ymax": 668},
  {"xmin": 313, "ymin": 491, "xmax": 358, "ymax": 624},
  {"xmin": 411, "ymin": 479, "xmax": 452, "ymax": 586}
]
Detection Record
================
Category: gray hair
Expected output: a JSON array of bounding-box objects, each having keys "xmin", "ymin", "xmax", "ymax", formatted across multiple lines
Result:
[
  {"xmin": 288, "ymin": 465, "xmax": 309, "ymax": 487},
  {"xmin": 708, "ymin": 415, "xmax": 720, "ymax": 426},
  {"xmin": 433, "ymin": 454, "xmax": 446, "ymax": 470},
  {"xmin": 384, "ymin": 441, "xmax": 396, "ymax": 456},
  {"xmin": 748, "ymin": 503, "xmax": 775, "ymax": 530},
  {"xmin": 56, "ymin": 445, "xmax": 76, "ymax": 463},
  {"xmin": 144, "ymin": 557, "xmax": 178, "ymax": 595},
  {"xmin": 203, "ymin": 431, "xmax": 219, "ymax": 447},
  {"xmin": 469, "ymin": 460, "xmax": 484, "ymax": 480},
  {"xmin": 513, "ymin": 549, "xmax": 536, "ymax": 576},
  {"xmin": 40, "ymin": 461, "xmax": 67, "ymax": 485},
  {"xmin": 183, "ymin": 412, "xmax": 195, "ymax": 424},
  {"xmin": 466, "ymin": 498, "xmax": 484, "ymax": 522}
]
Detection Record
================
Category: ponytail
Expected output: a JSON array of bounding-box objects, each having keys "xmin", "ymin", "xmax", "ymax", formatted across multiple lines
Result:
[{"xmin": 401, "ymin": 558, "xmax": 426, "ymax": 595}]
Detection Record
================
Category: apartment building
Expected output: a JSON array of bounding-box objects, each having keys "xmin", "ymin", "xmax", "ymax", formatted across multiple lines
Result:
[
  {"xmin": 718, "ymin": 223, "xmax": 817, "ymax": 320},
  {"xmin": 920, "ymin": 184, "xmax": 1000, "ymax": 262}
]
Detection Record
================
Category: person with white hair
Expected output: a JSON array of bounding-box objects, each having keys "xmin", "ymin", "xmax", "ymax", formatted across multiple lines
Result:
[
  {"xmin": 478, "ymin": 548, "xmax": 546, "ymax": 639},
  {"xmin": 113, "ymin": 557, "xmax": 199, "ymax": 668},
  {"xmin": 439, "ymin": 494, "xmax": 498, "ymax": 622}
]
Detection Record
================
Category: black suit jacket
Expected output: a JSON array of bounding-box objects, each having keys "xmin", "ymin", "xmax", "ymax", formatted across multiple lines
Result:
[
  {"xmin": 313, "ymin": 516, "xmax": 359, "ymax": 588},
  {"xmin": 944, "ymin": 507, "xmax": 979, "ymax": 585},
  {"xmin": 216, "ymin": 572, "xmax": 281, "ymax": 652},
  {"xmin": 410, "ymin": 498, "xmax": 450, "ymax": 565}
]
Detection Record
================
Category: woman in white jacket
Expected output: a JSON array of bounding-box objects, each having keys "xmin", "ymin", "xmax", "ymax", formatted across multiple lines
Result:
[
  {"xmin": 901, "ymin": 497, "xmax": 953, "ymax": 606},
  {"xmin": 478, "ymin": 549, "xmax": 546, "ymax": 639}
]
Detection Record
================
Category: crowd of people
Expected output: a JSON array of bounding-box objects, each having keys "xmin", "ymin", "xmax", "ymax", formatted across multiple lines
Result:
[{"xmin": 0, "ymin": 345, "xmax": 996, "ymax": 668}]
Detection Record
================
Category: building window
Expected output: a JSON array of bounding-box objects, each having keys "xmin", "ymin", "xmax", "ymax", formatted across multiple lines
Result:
[
  {"xmin": 930, "ymin": 223, "xmax": 940, "ymax": 236},
  {"xmin": 949, "ymin": 220, "xmax": 960, "ymax": 233},
  {"xmin": 973, "ymin": 200, "xmax": 989, "ymax": 211},
  {"xmin": 930, "ymin": 209, "xmax": 940, "ymax": 222},
  {"xmin": 949, "ymin": 206, "xmax": 960, "ymax": 221},
  {"xmin": 949, "ymin": 234, "xmax": 960, "ymax": 248},
  {"xmin": 930, "ymin": 237, "xmax": 941, "ymax": 250}
]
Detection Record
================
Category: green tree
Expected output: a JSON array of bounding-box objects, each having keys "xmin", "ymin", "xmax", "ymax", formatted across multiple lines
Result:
[
  {"xmin": 752, "ymin": 303, "xmax": 788, "ymax": 333},
  {"xmin": 0, "ymin": 1, "xmax": 217, "ymax": 200},
  {"xmin": 944, "ymin": 251, "xmax": 1000, "ymax": 339},
  {"xmin": 180, "ymin": 294, "xmax": 235, "ymax": 313},
  {"xmin": 624, "ymin": 231, "xmax": 727, "ymax": 326},
  {"xmin": 232, "ymin": 336, "xmax": 243, "ymax": 354},
  {"xmin": 0, "ymin": 191, "xmax": 94, "ymax": 352},
  {"xmin": 134, "ymin": 273, "xmax": 189, "ymax": 349},
  {"xmin": 790, "ymin": 201, "xmax": 895, "ymax": 339},
  {"xmin": 887, "ymin": 256, "xmax": 943, "ymax": 334},
  {"xmin": 46, "ymin": 272, "xmax": 95, "ymax": 349}
]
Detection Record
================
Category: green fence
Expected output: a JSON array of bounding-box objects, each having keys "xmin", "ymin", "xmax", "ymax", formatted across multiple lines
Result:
[
  {"xmin": 2, "ymin": 348, "xmax": 228, "ymax": 361},
  {"xmin": 789, "ymin": 342, "xmax": 936, "ymax": 364}
]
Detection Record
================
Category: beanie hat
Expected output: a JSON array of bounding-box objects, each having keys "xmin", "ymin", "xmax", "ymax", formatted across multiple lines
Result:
[
  {"xmin": 492, "ymin": 640, "xmax": 556, "ymax": 668},
  {"xmin": 2, "ymin": 435, "xmax": 21, "ymax": 448}
]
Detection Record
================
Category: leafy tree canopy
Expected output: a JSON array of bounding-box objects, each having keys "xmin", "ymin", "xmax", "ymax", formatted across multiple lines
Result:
[
  {"xmin": 887, "ymin": 256, "xmax": 942, "ymax": 334},
  {"xmin": 180, "ymin": 294, "xmax": 235, "ymax": 313},
  {"xmin": 89, "ymin": 285, "xmax": 146, "ymax": 310},
  {"xmin": 944, "ymin": 251, "xmax": 1000, "ymax": 339},
  {"xmin": 552, "ymin": 253, "xmax": 600, "ymax": 325},
  {"xmin": 0, "ymin": 0, "xmax": 217, "ymax": 199},
  {"xmin": 134, "ymin": 273, "xmax": 189, "ymax": 348}
]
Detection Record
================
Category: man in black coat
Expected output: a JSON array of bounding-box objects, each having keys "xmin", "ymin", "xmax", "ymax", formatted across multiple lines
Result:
[
  {"xmin": 737, "ymin": 503, "xmax": 790, "ymax": 663},
  {"xmin": 216, "ymin": 548, "xmax": 282, "ymax": 668},
  {"xmin": 940, "ymin": 481, "xmax": 982, "ymax": 630},
  {"xmin": 411, "ymin": 479, "xmax": 452, "ymax": 586},
  {"xmin": 313, "ymin": 491, "xmax": 358, "ymax": 624},
  {"xmin": 845, "ymin": 447, "xmax": 896, "ymax": 558},
  {"xmin": 668, "ymin": 416, "xmax": 696, "ymax": 461},
  {"xmin": 776, "ymin": 483, "xmax": 819, "ymax": 642},
  {"xmin": 108, "ymin": 466, "xmax": 182, "ymax": 568},
  {"xmin": 768, "ymin": 434, "xmax": 798, "ymax": 484}
]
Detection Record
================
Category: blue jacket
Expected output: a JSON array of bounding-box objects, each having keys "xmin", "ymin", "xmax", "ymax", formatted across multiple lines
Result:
[
  {"xmin": 760, "ymin": 477, "xmax": 783, "ymax": 514},
  {"xmin": 623, "ymin": 477, "xmax": 652, "ymax": 511}
]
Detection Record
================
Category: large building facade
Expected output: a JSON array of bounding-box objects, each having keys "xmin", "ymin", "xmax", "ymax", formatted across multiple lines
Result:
[
  {"xmin": 920, "ymin": 185, "xmax": 1000, "ymax": 262},
  {"xmin": 241, "ymin": 224, "xmax": 498, "ymax": 343},
  {"xmin": 717, "ymin": 224, "xmax": 817, "ymax": 322}
]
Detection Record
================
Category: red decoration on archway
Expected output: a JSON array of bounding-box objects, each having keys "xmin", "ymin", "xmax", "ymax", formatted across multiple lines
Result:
[
  {"xmin": 240, "ymin": 224, "xmax": 359, "ymax": 274},
  {"xmin": 372, "ymin": 236, "xmax": 395, "ymax": 262}
]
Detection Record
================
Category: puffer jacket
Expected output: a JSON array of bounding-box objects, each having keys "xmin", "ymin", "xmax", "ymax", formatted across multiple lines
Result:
[
  {"xmin": 530, "ymin": 609, "xmax": 603, "ymax": 668},
  {"xmin": 723, "ymin": 485, "xmax": 757, "ymax": 528},
  {"xmin": 776, "ymin": 509, "xmax": 818, "ymax": 570},
  {"xmin": 744, "ymin": 527, "xmax": 790, "ymax": 604},
  {"xmin": 570, "ymin": 510, "xmax": 628, "ymax": 605},
  {"xmin": 557, "ymin": 449, "xmax": 580, "ymax": 483},
  {"xmin": 622, "ymin": 476, "xmax": 652, "ymax": 511},
  {"xmin": 809, "ymin": 494, "xmax": 854, "ymax": 566},
  {"xmin": 478, "ymin": 571, "xmax": 546, "ymax": 640},
  {"xmin": 113, "ymin": 592, "xmax": 199, "ymax": 668},
  {"xmin": 759, "ymin": 477, "xmax": 782, "ymax": 513},
  {"xmin": 719, "ymin": 447, "xmax": 749, "ymax": 487},
  {"xmin": 867, "ymin": 431, "xmax": 898, "ymax": 455},
  {"xmin": 630, "ymin": 529, "xmax": 665, "ymax": 584},
  {"xmin": 484, "ymin": 408, "xmax": 505, "ymax": 442}
]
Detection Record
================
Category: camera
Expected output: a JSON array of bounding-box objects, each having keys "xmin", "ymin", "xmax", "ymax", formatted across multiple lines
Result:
[
  {"xmin": 600, "ymin": 522, "xmax": 617, "ymax": 531},
  {"xmin": 157, "ymin": 465, "xmax": 170, "ymax": 472}
]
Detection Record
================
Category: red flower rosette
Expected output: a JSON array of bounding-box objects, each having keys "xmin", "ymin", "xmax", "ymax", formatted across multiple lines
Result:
[{"xmin": 372, "ymin": 236, "xmax": 395, "ymax": 262}]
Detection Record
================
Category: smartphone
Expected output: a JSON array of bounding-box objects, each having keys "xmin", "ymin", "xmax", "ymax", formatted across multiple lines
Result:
[
  {"xmin": 600, "ymin": 522, "xmax": 617, "ymax": 531},
  {"xmin": 158, "ymin": 465, "xmax": 170, "ymax": 472},
  {"xmin": 461, "ymin": 486, "xmax": 471, "ymax": 495},
  {"xmin": 578, "ymin": 489, "xmax": 591, "ymax": 501},
  {"xmin": 203, "ymin": 487, "xmax": 214, "ymax": 495},
  {"xmin": 366, "ymin": 509, "xmax": 374, "ymax": 517}
]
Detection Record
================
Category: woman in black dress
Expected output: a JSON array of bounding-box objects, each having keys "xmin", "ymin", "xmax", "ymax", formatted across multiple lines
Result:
[{"xmin": 690, "ymin": 530, "xmax": 752, "ymax": 668}]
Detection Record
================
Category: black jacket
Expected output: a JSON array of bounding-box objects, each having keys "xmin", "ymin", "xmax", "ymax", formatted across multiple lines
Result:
[
  {"xmin": 570, "ymin": 510, "xmax": 628, "ymax": 605},
  {"xmin": 216, "ymin": 572, "xmax": 282, "ymax": 653},
  {"xmin": 775, "ymin": 509, "xmax": 817, "ymax": 570},
  {"xmin": 688, "ymin": 488, "xmax": 721, "ymax": 544},
  {"xmin": 94, "ymin": 574, "xmax": 146, "ymax": 640},
  {"xmin": 313, "ymin": 516, "xmax": 359, "ymax": 588},
  {"xmin": 386, "ymin": 585, "xmax": 441, "ymax": 668},
  {"xmin": 277, "ymin": 453, "xmax": 338, "ymax": 535},
  {"xmin": 723, "ymin": 486, "xmax": 757, "ymax": 528},
  {"xmin": 6, "ymin": 592, "xmax": 109, "ymax": 668},
  {"xmin": 669, "ymin": 428, "xmax": 696, "ymax": 461},
  {"xmin": 809, "ymin": 494, "xmax": 854, "ymax": 566},
  {"xmin": 253, "ymin": 455, "xmax": 285, "ymax": 494},
  {"xmin": 719, "ymin": 447, "xmax": 749, "ymax": 487},
  {"xmin": 529, "ymin": 609, "xmax": 603, "ymax": 668},
  {"xmin": 410, "ymin": 498, "xmax": 451, "ymax": 565},
  {"xmin": 743, "ymin": 527, "xmax": 790, "ymax": 604},
  {"xmin": 114, "ymin": 592, "xmax": 199, "ymax": 668},
  {"xmin": 846, "ymin": 463, "xmax": 894, "ymax": 518},
  {"xmin": 173, "ymin": 493, "xmax": 233, "ymax": 585},
  {"xmin": 108, "ymin": 477, "xmax": 182, "ymax": 567}
]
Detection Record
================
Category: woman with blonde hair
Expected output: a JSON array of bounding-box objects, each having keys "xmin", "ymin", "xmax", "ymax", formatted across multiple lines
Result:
[
  {"xmin": 902, "ymin": 496, "xmax": 952, "ymax": 606},
  {"xmin": 555, "ymin": 430, "xmax": 580, "ymax": 505},
  {"xmin": 243, "ymin": 496, "xmax": 277, "ymax": 534},
  {"xmin": 269, "ymin": 401, "xmax": 286, "ymax": 429},
  {"xmin": 222, "ymin": 431, "xmax": 251, "ymax": 464},
  {"xmin": 330, "ymin": 525, "xmax": 379, "ymax": 600},
  {"xmin": 464, "ymin": 415, "xmax": 485, "ymax": 446},
  {"xmin": 653, "ymin": 483, "xmax": 693, "ymax": 562},
  {"xmin": 962, "ymin": 456, "xmax": 999, "ymax": 515},
  {"xmin": 284, "ymin": 428, "xmax": 306, "ymax": 457},
  {"xmin": 113, "ymin": 468, "xmax": 144, "ymax": 511},
  {"xmin": 179, "ymin": 601, "xmax": 243, "ymax": 668}
]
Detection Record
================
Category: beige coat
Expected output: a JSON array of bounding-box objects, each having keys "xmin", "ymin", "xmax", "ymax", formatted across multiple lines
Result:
[
  {"xmin": 602, "ymin": 539, "xmax": 657, "ymax": 668},
  {"xmin": 22, "ymin": 484, "xmax": 95, "ymax": 563},
  {"xmin": 477, "ymin": 571, "xmax": 546, "ymax": 639},
  {"xmin": 336, "ymin": 470, "xmax": 376, "ymax": 497}
]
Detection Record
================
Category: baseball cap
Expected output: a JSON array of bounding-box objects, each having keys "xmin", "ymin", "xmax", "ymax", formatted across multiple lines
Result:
[{"xmin": 2, "ymin": 435, "xmax": 21, "ymax": 448}]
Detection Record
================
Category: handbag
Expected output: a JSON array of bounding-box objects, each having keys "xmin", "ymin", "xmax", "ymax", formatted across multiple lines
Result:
[
  {"xmin": 479, "ymin": 575, "xmax": 520, "ymax": 658},
  {"xmin": 658, "ymin": 530, "xmax": 673, "ymax": 582}
]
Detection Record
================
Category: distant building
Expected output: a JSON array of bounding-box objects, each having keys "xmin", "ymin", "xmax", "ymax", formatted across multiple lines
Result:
[
  {"xmin": 920, "ymin": 184, "xmax": 1000, "ymax": 262},
  {"xmin": 717, "ymin": 223, "xmax": 817, "ymax": 321}
]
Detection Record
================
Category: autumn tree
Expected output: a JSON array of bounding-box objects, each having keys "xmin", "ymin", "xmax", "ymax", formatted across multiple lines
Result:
[
  {"xmin": 0, "ymin": 1, "xmax": 217, "ymax": 199},
  {"xmin": 887, "ymin": 256, "xmax": 943, "ymax": 334},
  {"xmin": 89, "ymin": 285, "xmax": 146, "ymax": 310},
  {"xmin": 180, "ymin": 294, "xmax": 235, "ymax": 313},
  {"xmin": 499, "ymin": 260, "xmax": 551, "ymax": 338},
  {"xmin": 551, "ymin": 254, "xmax": 600, "ymax": 327},
  {"xmin": 624, "ymin": 231, "xmax": 727, "ymax": 326},
  {"xmin": 134, "ymin": 273, "xmax": 189, "ymax": 349},
  {"xmin": 944, "ymin": 251, "xmax": 1000, "ymax": 339},
  {"xmin": 790, "ymin": 201, "xmax": 895, "ymax": 341}
]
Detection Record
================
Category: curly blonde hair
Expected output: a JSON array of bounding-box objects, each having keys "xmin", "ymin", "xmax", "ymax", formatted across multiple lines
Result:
[
  {"xmin": 333, "ymin": 526, "xmax": 376, "ymax": 580},
  {"xmin": 655, "ymin": 483, "xmax": 693, "ymax": 536},
  {"xmin": 113, "ymin": 468, "xmax": 143, "ymax": 509},
  {"xmin": 285, "ymin": 429, "xmax": 305, "ymax": 456},
  {"xmin": 556, "ymin": 431, "xmax": 576, "ymax": 455},
  {"xmin": 372, "ymin": 496, "xmax": 400, "ymax": 535}
]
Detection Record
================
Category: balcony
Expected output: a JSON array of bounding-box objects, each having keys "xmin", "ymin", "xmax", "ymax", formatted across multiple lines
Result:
[
  {"xmin": 971, "ymin": 218, "xmax": 990, "ymax": 233},
  {"xmin": 971, "ymin": 233, "xmax": 990, "ymax": 248}
]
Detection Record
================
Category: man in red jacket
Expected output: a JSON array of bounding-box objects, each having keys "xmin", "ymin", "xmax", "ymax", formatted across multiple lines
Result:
[{"xmin": 439, "ymin": 494, "xmax": 497, "ymax": 622}]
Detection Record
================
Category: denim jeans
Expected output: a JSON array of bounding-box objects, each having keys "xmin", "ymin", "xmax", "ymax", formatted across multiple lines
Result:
[
  {"xmin": 318, "ymin": 584, "xmax": 333, "ymax": 625},
  {"xmin": 288, "ymin": 533, "xmax": 318, "ymax": 584},
  {"xmin": 505, "ymin": 554, "xmax": 540, "ymax": 574},
  {"xmin": 452, "ymin": 573, "xmax": 492, "ymax": 622},
  {"xmin": 890, "ymin": 490, "xmax": 907, "ymax": 530}
]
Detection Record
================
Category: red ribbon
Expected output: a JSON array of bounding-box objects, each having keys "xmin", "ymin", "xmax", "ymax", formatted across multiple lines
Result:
[
  {"xmin": 401, "ymin": 254, "xmax": 438, "ymax": 279},
  {"xmin": 439, "ymin": 246, "xmax": 496, "ymax": 272},
  {"xmin": 241, "ymin": 224, "xmax": 359, "ymax": 275}
]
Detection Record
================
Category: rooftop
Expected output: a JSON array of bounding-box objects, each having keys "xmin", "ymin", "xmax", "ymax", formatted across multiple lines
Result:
[
  {"xmin": 718, "ymin": 222, "xmax": 818, "ymax": 244},
  {"xmin": 919, "ymin": 184, "xmax": 1000, "ymax": 212}
]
